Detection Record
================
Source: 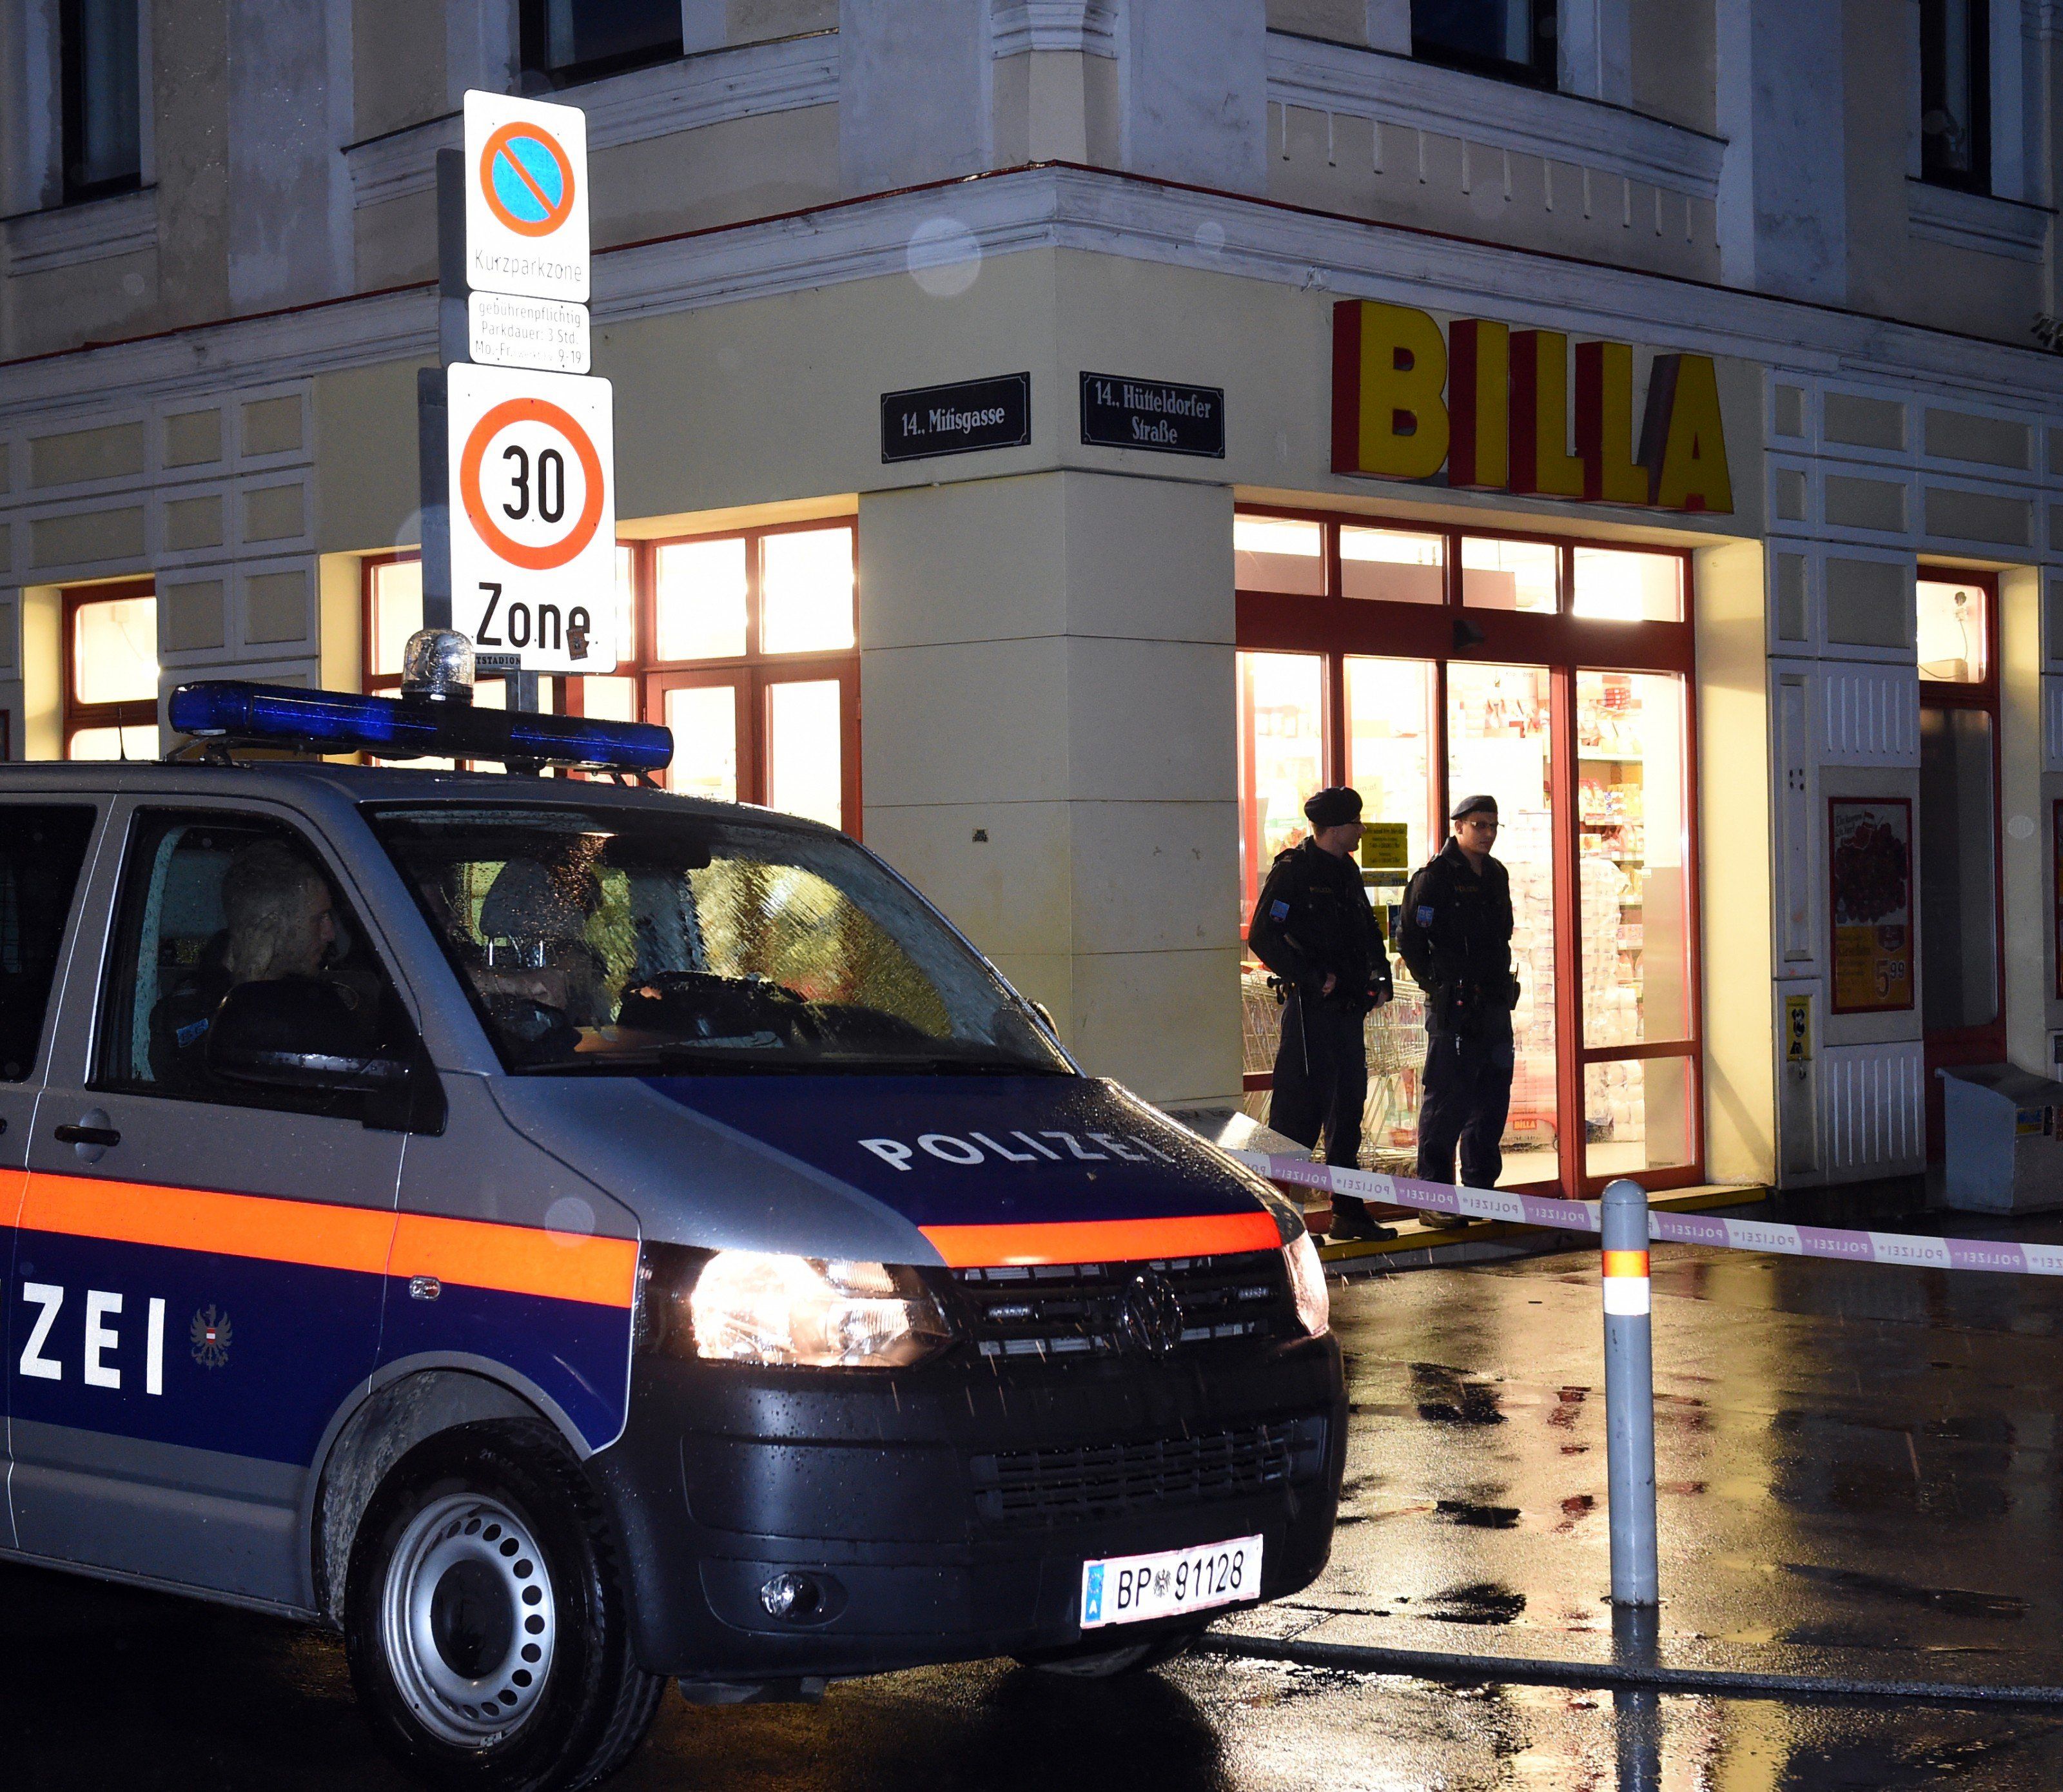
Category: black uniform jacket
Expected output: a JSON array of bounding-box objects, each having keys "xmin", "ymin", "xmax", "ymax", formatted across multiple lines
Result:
[
  {"xmin": 1247, "ymin": 839, "xmax": 1393, "ymax": 1013},
  {"xmin": 1396, "ymin": 838, "xmax": 1518, "ymax": 1035}
]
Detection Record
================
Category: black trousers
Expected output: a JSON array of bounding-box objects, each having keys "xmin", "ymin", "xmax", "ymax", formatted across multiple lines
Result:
[
  {"xmin": 1414, "ymin": 1029, "xmax": 1515, "ymax": 1191},
  {"xmin": 1267, "ymin": 992, "xmax": 1367, "ymax": 1172}
]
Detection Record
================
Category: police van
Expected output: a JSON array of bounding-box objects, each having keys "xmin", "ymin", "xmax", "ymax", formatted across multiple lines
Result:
[{"xmin": 0, "ymin": 669, "xmax": 1344, "ymax": 1791}]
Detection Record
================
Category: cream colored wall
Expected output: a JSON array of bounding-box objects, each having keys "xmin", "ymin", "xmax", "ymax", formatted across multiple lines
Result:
[
  {"xmin": 20, "ymin": 585, "xmax": 59, "ymax": 761},
  {"xmin": 318, "ymin": 550, "xmax": 365, "ymax": 694},
  {"xmin": 859, "ymin": 472, "xmax": 1243, "ymax": 1106},
  {"xmin": 1629, "ymin": 0, "xmax": 1716, "ymax": 135},
  {"xmin": 1694, "ymin": 538, "xmax": 1776, "ymax": 1186},
  {"xmin": 2000, "ymin": 565, "xmax": 2048, "ymax": 1073},
  {"xmin": 353, "ymin": 0, "xmax": 445, "ymax": 142}
]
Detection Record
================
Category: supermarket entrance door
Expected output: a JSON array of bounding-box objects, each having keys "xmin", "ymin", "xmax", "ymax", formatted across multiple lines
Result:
[{"xmin": 1233, "ymin": 510, "xmax": 1705, "ymax": 1198}]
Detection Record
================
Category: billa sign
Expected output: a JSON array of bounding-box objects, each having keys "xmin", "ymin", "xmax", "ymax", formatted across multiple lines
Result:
[{"xmin": 1331, "ymin": 300, "xmax": 1733, "ymax": 514}]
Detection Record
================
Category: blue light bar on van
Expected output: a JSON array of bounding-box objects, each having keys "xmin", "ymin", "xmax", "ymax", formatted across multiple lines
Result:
[{"xmin": 169, "ymin": 681, "xmax": 673, "ymax": 773}]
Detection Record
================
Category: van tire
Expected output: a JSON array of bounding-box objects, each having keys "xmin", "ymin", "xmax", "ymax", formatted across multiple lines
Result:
[
  {"xmin": 344, "ymin": 1421, "xmax": 665, "ymax": 1792},
  {"xmin": 1014, "ymin": 1622, "xmax": 1206, "ymax": 1679}
]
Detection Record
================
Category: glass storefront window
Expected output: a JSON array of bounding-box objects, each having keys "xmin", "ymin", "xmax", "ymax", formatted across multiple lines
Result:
[
  {"xmin": 1235, "ymin": 518, "xmax": 1325, "ymax": 594},
  {"xmin": 656, "ymin": 538, "xmax": 748, "ymax": 661},
  {"xmin": 1462, "ymin": 536, "xmax": 1558, "ymax": 612},
  {"xmin": 1237, "ymin": 651, "xmax": 1325, "ymax": 908},
  {"xmin": 1918, "ymin": 705, "xmax": 1999, "ymax": 1029},
  {"xmin": 1917, "ymin": 578, "xmax": 1988, "ymax": 683},
  {"xmin": 1583, "ymin": 1056, "xmax": 1696, "ymax": 1181},
  {"xmin": 1578, "ymin": 671, "xmax": 1690, "ymax": 1050},
  {"xmin": 1345, "ymin": 657, "xmax": 1437, "ymax": 1167},
  {"xmin": 666, "ymin": 684, "xmax": 739, "ymax": 803},
  {"xmin": 1447, "ymin": 661, "xmax": 1558, "ymax": 1183},
  {"xmin": 762, "ymin": 527, "xmax": 857, "ymax": 655},
  {"xmin": 1571, "ymin": 548, "xmax": 1684, "ymax": 622},
  {"xmin": 1341, "ymin": 526, "xmax": 1445, "ymax": 603},
  {"xmin": 73, "ymin": 596, "xmax": 159, "ymax": 705},
  {"xmin": 67, "ymin": 724, "xmax": 159, "ymax": 761},
  {"xmin": 367, "ymin": 558, "xmax": 423, "ymax": 680},
  {"xmin": 767, "ymin": 679, "xmax": 845, "ymax": 829}
]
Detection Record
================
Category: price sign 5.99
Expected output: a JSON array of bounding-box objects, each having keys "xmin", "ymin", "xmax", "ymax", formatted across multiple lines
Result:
[{"xmin": 447, "ymin": 362, "xmax": 618, "ymax": 672}]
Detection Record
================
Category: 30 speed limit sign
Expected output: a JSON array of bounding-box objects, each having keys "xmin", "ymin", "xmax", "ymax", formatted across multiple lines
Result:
[{"xmin": 447, "ymin": 362, "xmax": 617, "ymax": 673}]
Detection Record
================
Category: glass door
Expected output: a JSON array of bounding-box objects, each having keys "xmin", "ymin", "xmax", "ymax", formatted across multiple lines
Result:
[
  {"xmin": 1234, "ymin": 508, "xmax": 1701, "ymax": 1196},
  {"xmin": 1915, "ymin": 572, "xmax": 2004, "ymax": 1154}
]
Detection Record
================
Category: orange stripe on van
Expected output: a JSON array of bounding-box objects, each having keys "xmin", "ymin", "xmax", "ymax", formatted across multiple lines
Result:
[
  {"xmin": 391, "ymin": 1213, "xmax": 639, "ymax": 1309},
  {"xmin": 921, "ymin": 1211, "xmax": 1280, "ymax": 1269},
  {"xmin": 24, "ymin": 1172, "xmax": 395, "ymax": 1275},
  {"xmin": 21, "ymin": 1172, "xmax": 639, "ymax": 1308}
]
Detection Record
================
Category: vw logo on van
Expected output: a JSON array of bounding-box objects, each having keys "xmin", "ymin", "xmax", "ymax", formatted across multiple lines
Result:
[{"xmin": 1118, "ymin": 1271, "xmax": 1185, "ymax": 1358}]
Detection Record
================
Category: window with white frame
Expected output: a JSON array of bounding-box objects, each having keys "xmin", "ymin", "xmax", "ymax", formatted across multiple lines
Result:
[
  {"xmin": 1920, "ymin": 0, "xmax": 1990, "ymax": 193},
  {"xmin": 1411, "ymin": 0, "xmax": 1557, "ymax": 89},
  {"xmin": 518, "ymin": 0, "xmax": 682, "ymax": 88}
]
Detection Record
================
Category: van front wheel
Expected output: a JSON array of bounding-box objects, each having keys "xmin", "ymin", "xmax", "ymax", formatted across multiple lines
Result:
[{"xmin": 344, "ymin": 1423, "xmax": 665, "ymax": 1792}]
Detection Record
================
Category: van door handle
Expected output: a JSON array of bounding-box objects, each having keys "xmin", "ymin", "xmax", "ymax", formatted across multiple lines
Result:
[{"xmin": 55, "ymin": 1124, "xmax": 121, "ymax": 1147}]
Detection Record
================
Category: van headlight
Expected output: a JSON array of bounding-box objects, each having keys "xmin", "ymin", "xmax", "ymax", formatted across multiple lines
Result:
[
  {"xmin": 648, "ymin": 1249, "xmax": 951, "ymax": 1368},
  {"xmin": 1284, "ymin": 1231, "xmax": 1330, "ymax": 1338}
]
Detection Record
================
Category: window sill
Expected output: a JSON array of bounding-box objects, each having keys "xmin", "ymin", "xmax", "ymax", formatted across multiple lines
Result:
[
  {"xmin": 1266, "ymin": 31, "xmax": 1723, "ymax": 201},
  {"xmin": 344, "ymin": 32, "xmax": 837, "ymax": 211},
  {"xmin": 1, "ymin": 184, "xmax": 159, "ymax": 278},
  {"xmin": 1906, "ymin": 177, "xmax": 2052, "ymax": 264}
]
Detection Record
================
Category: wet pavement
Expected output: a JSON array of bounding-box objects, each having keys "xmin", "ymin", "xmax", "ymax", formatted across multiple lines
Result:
[{"xmin": 15, "ymin": 1211, "xmax": 2063, "ymax": 1787}]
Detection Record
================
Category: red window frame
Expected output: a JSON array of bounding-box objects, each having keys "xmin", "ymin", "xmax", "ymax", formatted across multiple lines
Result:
[
  {"xmin": 1235, "ymin": 503, "xmax": 1705, "ymax": 1198},
  {"xmin": 63, "ymin": 578, "xmax": 159, "ymax": 759},
  {"xmin": 360, "ymin": 521, "xmax": 861, "ymax": 831},
  {"xmin": 636, "ymin": 520, "xmax": 862, "ymax": 833}
]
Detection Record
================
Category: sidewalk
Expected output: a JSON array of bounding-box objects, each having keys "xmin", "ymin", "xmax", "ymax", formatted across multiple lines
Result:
[{"xmin": 1217, "ymin": 1203, "xmax": 2063, "ymax": 1694}]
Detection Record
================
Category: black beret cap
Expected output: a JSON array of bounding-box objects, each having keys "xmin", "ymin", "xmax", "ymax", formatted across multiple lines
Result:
[
  {"xmin": 1303, "ymin": 786, "xmax": 1362, "ymax": 829},
  {"xmin": 1449, "ymin": 793, "xmax": 1499, "ymax": 821}
]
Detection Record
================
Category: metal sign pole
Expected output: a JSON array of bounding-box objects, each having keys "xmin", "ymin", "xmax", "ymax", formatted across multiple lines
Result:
[{"xmin": 1601, "ymin": 1177, "xmax": 1659, "ymax": 1607}]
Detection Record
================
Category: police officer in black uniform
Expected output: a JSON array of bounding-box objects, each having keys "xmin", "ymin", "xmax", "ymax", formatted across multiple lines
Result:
[
  {"xmin": 1396, "ymin": 794, "xmax": 1518, "ymax": 1225},
  {"xmin": 1247, "ymin": 786, "xmax": 1396, "ymax": 1242}
]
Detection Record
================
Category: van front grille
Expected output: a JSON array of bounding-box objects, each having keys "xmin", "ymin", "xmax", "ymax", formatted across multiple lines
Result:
[
  {"xmin": 968, "ymin": 1416, "xmax": 1327, "ymax": 1527},
  {"xmin": 953, "ymin": 1251, "xmax": 1291, "ymax": 1363}
]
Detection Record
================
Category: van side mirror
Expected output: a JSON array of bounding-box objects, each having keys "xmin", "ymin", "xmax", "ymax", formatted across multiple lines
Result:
[{"xmin": 206, "ymin": 980, "xmax": 413, "ymax": 1095}]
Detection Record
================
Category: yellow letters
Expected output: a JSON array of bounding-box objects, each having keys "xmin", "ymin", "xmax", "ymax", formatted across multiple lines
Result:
[
  {"xmin": 1449, "ymin": 319, "xmax": 1510, "ymax": 490},
  {"xmin": 1641, "ymin": 354, "xmax": 1734, "ymax": 514},
  {"xmin": 1335, "ymin": 300, "xmax": 1449, "ymax": 480},
  {"xmin": 1575, "ymin": 340, "xmax": 1651, "ymax": 507},
  {"xmin": 1509, "ymin": 331, "xmax": 1586, "ymax": 499}
]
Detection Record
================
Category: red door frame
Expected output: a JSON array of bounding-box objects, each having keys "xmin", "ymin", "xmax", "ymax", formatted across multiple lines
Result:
[
  {"xmin": 1917, "ymin": 567, "xmax": 2006, "ymax": 1157},
  {"xmin": 1235, "ymin": 503, "xmax": 1705, "ymax": 1198}
]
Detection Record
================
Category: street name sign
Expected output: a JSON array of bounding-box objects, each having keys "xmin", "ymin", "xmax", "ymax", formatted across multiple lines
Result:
[
  {"xmin": 447, "ymin": 362, "xmax": 617, "ymax": 673},
  {"xmin": 463, "ymin": 91, "xmax": 590, "ymax": 303},
  {"xmin": 880, "ymin": 373, "xmax": 1031, "ymax": 463},
  {"xmin": 1080, "ymin": 372, "xmax": 1225, "ymax": 458}
]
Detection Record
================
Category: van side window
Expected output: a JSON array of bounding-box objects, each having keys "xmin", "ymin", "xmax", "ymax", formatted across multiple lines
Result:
[
  {"xmin": 0, "ymin": 806, "xmax": 97, "ymax": 1080},
  {"xmin": 95, "ymin": 810, "xmax": 410, "ymax": 1116}
]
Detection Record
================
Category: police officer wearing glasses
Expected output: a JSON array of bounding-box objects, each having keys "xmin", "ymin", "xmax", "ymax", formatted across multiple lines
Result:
[
  {"xmin": 1396, "ymin": 795, "xmax": 1518, "ymax": 1227},
  {"xmin": 1247, "ymin": 786, "xmax": 1397, "ymax": 1242}
]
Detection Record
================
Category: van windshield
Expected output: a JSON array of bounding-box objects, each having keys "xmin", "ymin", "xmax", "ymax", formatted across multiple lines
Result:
[{"xmin": 366, "ymin": 804, "xmax": 1072, "ymax": 1076}]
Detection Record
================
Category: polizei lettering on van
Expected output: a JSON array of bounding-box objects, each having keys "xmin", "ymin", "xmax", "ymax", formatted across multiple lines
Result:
[{"xmin": 859, "ymin": 1129, "xmax": 1180, "ymax": 1171}]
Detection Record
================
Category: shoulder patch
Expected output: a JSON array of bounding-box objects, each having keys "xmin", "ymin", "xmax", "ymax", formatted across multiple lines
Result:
[
  {"xmin": 1415, "ymin": 905, "xmax": 1435, "ymax": 927},
  {"xmin": 175, "ymin": 1017, "xmax": 211, "ymax": 1048},
  {"xmin": 1269, "ymin": 900, "xmax": 1291, "ymax": 920}
]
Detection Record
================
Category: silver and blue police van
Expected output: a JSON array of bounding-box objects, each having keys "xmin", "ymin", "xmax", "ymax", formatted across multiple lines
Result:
[{"xmin": 0, "ymin": 659, "xmax": 1344, "ymax": 1791}]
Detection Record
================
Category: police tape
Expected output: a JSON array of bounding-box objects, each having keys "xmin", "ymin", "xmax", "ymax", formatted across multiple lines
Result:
[{"xmin": 1231, "ymin": 1153, "xmax": 2058, "ymax": 1277}]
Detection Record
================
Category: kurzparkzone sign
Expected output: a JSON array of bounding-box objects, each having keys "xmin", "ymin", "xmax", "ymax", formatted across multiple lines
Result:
[{"xmin": 463, "ymin": 91, "xmax": 591, "ymax": 304}]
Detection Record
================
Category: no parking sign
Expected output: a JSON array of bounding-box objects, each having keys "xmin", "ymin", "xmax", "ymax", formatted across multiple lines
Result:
[
  {"xmin": 447, "ymin": 363, "xmax": 617, "ymax": 673},
  {"xmin": 464, "ymin": 92, "xmax": 589, "ymax": 303}
]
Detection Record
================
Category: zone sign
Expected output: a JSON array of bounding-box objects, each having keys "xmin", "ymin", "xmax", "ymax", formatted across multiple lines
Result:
[{"xmin": 447, "ymin": 362, "xmax": 618, "ymax": 674}]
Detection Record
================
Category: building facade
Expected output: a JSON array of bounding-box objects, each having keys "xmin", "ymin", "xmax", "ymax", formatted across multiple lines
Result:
[{"xmin": 3, "ymin": 0, "xmax": 2062, "ymax": 1195}]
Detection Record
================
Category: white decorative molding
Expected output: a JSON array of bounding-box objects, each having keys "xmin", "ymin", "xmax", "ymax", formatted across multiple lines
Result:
[
  {"xmin": 1817, "ymin": 663, "xmax": 1921, "ymax": 766},
  {"xmin": 1266, "ymin": 30, "xmax": 1725, "ymax": 201},
  {"xmin": 345, "ymin": 34, "xmax": 839, "ymax": 210},
  {"xmin": 2, "ymin": 186, "xmax": 159, "ymax": 277},
  {"xmin": 1820, "ymin": 1041, "xmax": 1926, "ymax": 1176},
  {"xmin": 12, "ymin": 165, "xmax": 2063, "ymax": 432},
  {"xmin": 992, "ymin": 1, "xmax": 1117, "ymax": 57},
  {"xmin": 1906, "ymin": 178, "xmax": 2052, "ymax": 264}
]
